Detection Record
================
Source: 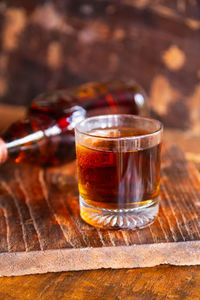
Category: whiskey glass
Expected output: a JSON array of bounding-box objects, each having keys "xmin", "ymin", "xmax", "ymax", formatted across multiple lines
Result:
[{"xmin": 75, "ymin": 114, "xmax": 163, "ymax": 230}]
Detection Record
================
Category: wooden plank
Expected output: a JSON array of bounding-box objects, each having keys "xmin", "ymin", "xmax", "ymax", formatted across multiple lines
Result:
[
  {"xmin": 0, "ymin": 145, "xmax": 199, "ymax": 276},
  {"xmin": 0, "ymin": 265, "xmax": 200, "ymax": 299}
]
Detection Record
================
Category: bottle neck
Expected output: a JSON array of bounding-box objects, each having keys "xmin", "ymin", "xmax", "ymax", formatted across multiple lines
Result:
[
  {"xmin": 5, "ymin": 130, "xmax": 44, "ymax": 152},
  {"xmin": 4, "ymin": 124, "xmax": 64, "ymax": 154}
]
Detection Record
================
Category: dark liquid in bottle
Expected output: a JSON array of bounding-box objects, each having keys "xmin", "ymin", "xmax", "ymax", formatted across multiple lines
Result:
[
  {"xmin": 0, "ymin": 80, "xmax": 147, "ymax": 166},
  {"xmin": 76, "ymin": 127, "xmax": 161, "ymax": 210}
]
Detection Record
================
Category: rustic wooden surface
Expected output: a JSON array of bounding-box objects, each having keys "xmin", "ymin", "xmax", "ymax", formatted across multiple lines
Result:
[
  {"xmin": 0, "ymin": 1, "xmax": 200, "ymax": 131},
  {"xmin": 0, "ymin": 105, "xmax": 200, "ymax": 298},
  {"xmin": 0, "ymin": 144, "xmax": 200, "ymax": 276},
  {"xmin": 0, "ymin": 265, "xmax": 199, "ymax": 300},
  {"xmin": 0, "ymin": 112, "xmax": 200, "ymax": 276}
]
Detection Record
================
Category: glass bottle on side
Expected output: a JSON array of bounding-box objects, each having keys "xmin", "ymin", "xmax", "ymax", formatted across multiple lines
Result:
[{"xmin": 0, "ymin": 80, "xmax": 148, "ymax": 166}]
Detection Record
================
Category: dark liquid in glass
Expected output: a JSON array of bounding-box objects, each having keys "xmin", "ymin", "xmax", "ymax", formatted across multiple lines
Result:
[{"xmin": 76, "ymin": 127, "xmax": 161, "ymax": 210}]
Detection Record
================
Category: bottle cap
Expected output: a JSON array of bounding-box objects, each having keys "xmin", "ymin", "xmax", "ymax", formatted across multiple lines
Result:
[{"xmin": 0, "ymin": 138, "xmax": 8, "ymax": 164}]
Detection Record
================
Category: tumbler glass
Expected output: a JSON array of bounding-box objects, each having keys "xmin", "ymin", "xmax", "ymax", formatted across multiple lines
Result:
[{"xmin": 75, "ymin": 114, "xmax": 163, "ymax": 230}]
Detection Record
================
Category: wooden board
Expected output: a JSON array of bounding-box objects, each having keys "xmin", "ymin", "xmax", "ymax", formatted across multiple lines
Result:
[
  {"xmin": 1, "ymin": 265, "xmax": 200, "ymax": 300},
  {"xmin": 0, "ymin": 144, "xmax": 200, "ymax": 277}
]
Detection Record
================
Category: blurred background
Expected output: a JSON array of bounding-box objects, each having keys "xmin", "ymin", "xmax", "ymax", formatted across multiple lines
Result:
[{"xmin": 0, "ymin": 0, "xmax": 200, "ymax": 131}]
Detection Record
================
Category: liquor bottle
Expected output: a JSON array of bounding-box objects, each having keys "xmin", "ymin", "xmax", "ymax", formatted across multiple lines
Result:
[{"xmin": 0, "ymin": 80, "xmax": 148, "ymax": 166}]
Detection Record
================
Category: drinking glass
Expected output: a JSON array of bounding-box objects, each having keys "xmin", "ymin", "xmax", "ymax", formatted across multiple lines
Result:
[{"xmin": 75, "ymin": 114, "xmax": 163, "ymax": 229}]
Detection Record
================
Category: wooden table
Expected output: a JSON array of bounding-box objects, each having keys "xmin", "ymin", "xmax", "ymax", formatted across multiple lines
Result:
[{"xmin": 0, "ymin": 105, "xmax": 199, "ymax": 300}]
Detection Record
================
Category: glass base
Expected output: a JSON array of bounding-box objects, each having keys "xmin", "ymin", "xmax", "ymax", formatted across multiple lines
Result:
[{"xmin": 79, "ymin": 196, "xmax": 159, "ymax": 230}]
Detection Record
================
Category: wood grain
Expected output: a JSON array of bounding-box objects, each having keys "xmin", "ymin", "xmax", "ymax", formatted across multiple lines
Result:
[
  {"xmin": 0, "ymin": 145, "xmax": 200, "ymax": 276},
  {"xmin": 0, "ymin": 109, "xmax": 199, "ymax": 298},
  {"xmin": 0, "ymin": 265, "xmax": 200, "ymax": 300}
]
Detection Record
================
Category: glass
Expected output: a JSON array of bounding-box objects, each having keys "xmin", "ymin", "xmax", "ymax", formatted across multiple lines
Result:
[{"xmin": 75, "ymin": 114, "xmax": 163, "ymax": 230}]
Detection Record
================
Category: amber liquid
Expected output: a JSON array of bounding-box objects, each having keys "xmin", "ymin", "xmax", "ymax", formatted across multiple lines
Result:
[{"xmin": 76, "ymin": 127, "xmax": 161, "ymax": 210}]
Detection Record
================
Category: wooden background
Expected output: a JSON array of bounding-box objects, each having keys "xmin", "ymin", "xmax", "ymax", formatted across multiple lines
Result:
[{"xmin": 0, "ymin": 0, "xmax": 200, "ymax": 131}]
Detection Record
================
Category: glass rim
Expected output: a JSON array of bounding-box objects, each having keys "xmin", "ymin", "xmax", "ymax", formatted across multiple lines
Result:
[{"xmin": 75, "ymin": 114, "xmax": 163, "ymax": 141}]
